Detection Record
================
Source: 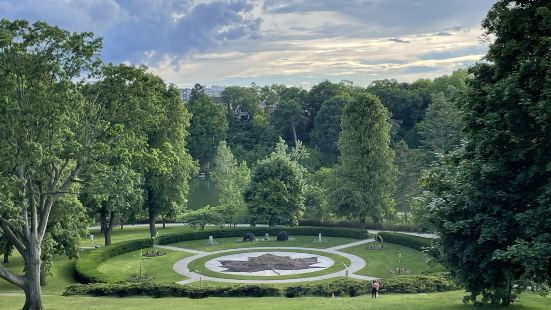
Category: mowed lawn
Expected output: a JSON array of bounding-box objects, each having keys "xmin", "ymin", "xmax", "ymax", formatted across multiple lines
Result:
[
  {"xmin": 0, "ymin": 291, "xmax": 549, "ymax": 310},
  {"xmin": 167, "ymin": 235, "xmax": 358, "ymax": 251},
  {"xmin": 96, "ymin": 249, "xmax": 193, "ymax": 283},
  {"xmin": 342, "ymin": 243, "xmax": 444, "ymax": 278},
  {"xmin": 1, "ymin": 225, "xmax": 549, "ymax": 310}
]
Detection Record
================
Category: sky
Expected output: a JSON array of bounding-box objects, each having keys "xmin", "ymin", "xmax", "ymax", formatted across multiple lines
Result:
[{"xmin": 1, "ymin": 0, "xmax": 496, "ymax": 88}]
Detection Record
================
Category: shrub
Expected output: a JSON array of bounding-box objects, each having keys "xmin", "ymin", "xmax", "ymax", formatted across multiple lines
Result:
[
  {"xmin": 65, "ymin": 274, "xmax": 458, "ymax": 298},
  {"xmin": 277, "ymin": 231, "xmax": 288, "ymax": 241},
  {"xmin": 242, "ymin": 233, "xmax": 256, "ymax": 242},
  {"xmin": 377, "ymin": 232, "xmax": 432, "ymax": 251}
]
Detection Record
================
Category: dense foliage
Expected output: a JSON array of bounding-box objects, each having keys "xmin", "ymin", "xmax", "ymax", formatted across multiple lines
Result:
[{"xmin": 425, "ymin": 0, "xmax": 551, "ymax": 305}]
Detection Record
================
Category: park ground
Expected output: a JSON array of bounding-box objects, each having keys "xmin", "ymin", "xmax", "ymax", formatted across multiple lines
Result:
[{"xmin": 0, "ymin": 225, "xmax": 549, "ymax": 309}]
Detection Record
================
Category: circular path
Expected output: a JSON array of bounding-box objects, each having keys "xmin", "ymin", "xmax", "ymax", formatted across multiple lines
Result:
[{"xmin": 156, "ymin": 238, "xmax": 378, "ymax": 285}]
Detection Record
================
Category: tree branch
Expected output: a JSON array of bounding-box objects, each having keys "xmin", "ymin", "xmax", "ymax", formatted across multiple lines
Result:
[
  {"xmin": 38, "ymin": 162, "xmax": 82, "ymax": 239},
  {"xmin": 0, "ymin": 219, "xmax": 26, "ymax": 254},
  {"xmin": 0, "ymin": 266, "xmax": 24, "ymax": 288}
]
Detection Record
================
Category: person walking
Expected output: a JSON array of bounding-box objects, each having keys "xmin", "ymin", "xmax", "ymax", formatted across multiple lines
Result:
[{"xmin": 371, "ymin": 280, "xmax": 380, "ymax": 298}]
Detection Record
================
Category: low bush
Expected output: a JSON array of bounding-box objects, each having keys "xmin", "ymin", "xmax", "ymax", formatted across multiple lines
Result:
[
  {"xmin": 376, "ymin": 232, "xmax": 432, "ymax": 251},
  {"xmin": 277, "ymin": 231, "xmax": 288, "ymax": 241},
  {"xmin": 64, "ymin": 283, "xmax": 280, "ymax": 298},
  {"xmin": 65, "ymin": 274, "xmax": 458, "ymax": 298}
]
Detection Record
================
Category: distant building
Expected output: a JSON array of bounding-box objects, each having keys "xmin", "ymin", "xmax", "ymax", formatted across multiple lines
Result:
[{"xmin": 180, "ymin": 85, "xmax": 226, "ymax": 103}]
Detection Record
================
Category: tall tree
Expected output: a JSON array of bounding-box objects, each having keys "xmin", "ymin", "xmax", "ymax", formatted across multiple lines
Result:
[
  {"xmin": 416, "ymin": 92, "xmax": 463, "ymax": 155},
  {"xmin": 0, "ymin": 20, "xmax": 103, "ymax": 309},
  {"xmin": 143, "ymin": 84, "xmax": 196, "ymax": 238},
  {"xmin": 335, "ymin": 92, "xmax": 397, "ymax": 222},
  {"xmin": 426, "ymin": 0, "xmax": 551, "ymax": 305},
  {"xmin": 187, "ymin": 95, "xmax": 228, "ymax": 171},
  {"xmin": 310, "ymin": 94, "xmax": 352, "ymax": 164},
  {"xmin": 211, "ymin": 141, "xmax": 251, "ymax": 226}
]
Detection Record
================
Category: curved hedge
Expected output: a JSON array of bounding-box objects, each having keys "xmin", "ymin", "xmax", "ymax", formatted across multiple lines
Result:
[
  {"xmin": 64, "ymin": 275, "xmax": 458, "ymax": 298},
  {"xmin": 76, "ymin": 227, "xmax": 367, "ymax": 284}
]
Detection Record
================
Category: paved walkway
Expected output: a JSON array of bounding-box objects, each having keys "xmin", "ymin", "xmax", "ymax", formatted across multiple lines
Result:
[{"xmin": 166, "ymin": 239, "xmax": 379, "ymax": 285}]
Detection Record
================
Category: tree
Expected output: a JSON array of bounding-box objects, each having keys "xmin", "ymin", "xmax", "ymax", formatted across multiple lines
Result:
[
  {"xmin": 142, "ymin": 83, "xmax": 196, "ymax": 238},
  {"xmin": 417, "ymin": 92, "xmax": 463, "ymax": 155},
  {"xmin": 393, "ymin": 140, "xmax": 426, "ymax": 222},
  {"xmin": 271, "ymin": 99, "xmax": 307, "ymax": 145},
  {"xmin": 187, "ymin": 95, "xmax": 228, "ymax": 170},
  {"xmin": 335, "ymin": 92, "xmax": 397, "ymax": 223},
  {"xmin": 188, "ymin": 83, "xmax": 205, "ymax": 103},
  {"xmin": 0, "ymin": 20, "xmax": 103, "ymax": 309},
  {"xmin": 426, "ymin": 1, "xmax": 551, "ymax": 304},
  {"xmin": 0, "ymin": 233, "xmax": 13, "ymax": 264},
  {"xmin": 245, "ymin": 142, "xmax": 306, "ymax": 226},
  {"xmin": 211, "ymin": 141, "xmax": 251, "ymax": 226},
  {"xmin": 179, "ymin": 205, "xmax": 223, "ymax": 231},
  {"xmin": 310, "ymin": 94, "xmax": 352, "ymax": 164},
  {"xmin": 81, "ymin": 165, "xmax": 143, "ymax": 246},
  {"xmin": 221, "ymin": 86, "xmax": 261, "ymax": 121}
]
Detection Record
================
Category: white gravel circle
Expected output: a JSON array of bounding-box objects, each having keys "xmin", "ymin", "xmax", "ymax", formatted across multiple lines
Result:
[{"xmin": 204, "ymin": 251, "xmax": 334, "ymax": 276}]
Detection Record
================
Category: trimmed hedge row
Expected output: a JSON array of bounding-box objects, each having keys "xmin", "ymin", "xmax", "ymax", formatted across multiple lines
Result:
[
  {"xmin": 64, "ymin": 275, "xmax": 458, "ymax": 298},
  {"xmin": 376, "ymin": 232, "xmax": 433, "ymax": 251},
  {"xmin": 299, "ymin": 219, "xmax": 420, "ymax": 232},
  {"xmin": 157, "ymin": 226, "xmax": 368, "ymax": 245},
  {"xmin": 76, "ymin": 226, "xmax": 367, "ymax": 284}
]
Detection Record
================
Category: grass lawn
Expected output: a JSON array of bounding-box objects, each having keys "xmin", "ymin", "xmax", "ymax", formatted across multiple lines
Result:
[
  {"xmin": 0, "ymin": 291, "xmax": 549, "ymax": 310},
  {"xmin": 167, "ymin": 235, "xmax": 357, "ymax": 252},
  {"xmin": 342, "ymin": 243, "xmax": 444, "ymax": 278},
  {"xmin": 80, "ymin": 225, "xmax": 203, "ymax": 246},
  {"xmin": 96, "ymin": 248, "xmax": 193, "ymax": 283},
  {"xmin": 187, "ymin": 249, "xmax": 351, "ymax": 280}
]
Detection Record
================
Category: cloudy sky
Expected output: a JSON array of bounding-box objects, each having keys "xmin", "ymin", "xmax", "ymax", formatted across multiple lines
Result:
[{"xmin": 1, "ymin": 0, "xmax": 496, "ymax": 88}]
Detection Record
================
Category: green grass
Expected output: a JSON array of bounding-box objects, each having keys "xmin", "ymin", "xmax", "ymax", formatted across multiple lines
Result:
[
  {"xmin": 96, "ymin": 249, "xmax": 193, "ymax": 283},
  {"xmin": 0, "ymin": 254, "xmax": 78, "ymax": 294},
  {"xmin": 0, "ymin": 291, "xmax": 549, "ymax": 310},
  {"xmin": 187, "ymin": 249, "xmax": 351, "ymax": 280},
  {"xmin": 168, "ymin": 235, "xmax": 356, "ymax": 252},
  {"xmin": 342, "ymin": 243, "xmax": 444, "ymax": 278},
  {"xmin": 80, "ymin": 225, "xmax": 204, "ymax": 247}
]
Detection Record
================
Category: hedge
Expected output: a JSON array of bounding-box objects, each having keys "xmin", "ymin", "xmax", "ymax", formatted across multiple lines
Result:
[
  {"xmin": 299, "ymin": 219, "xmax": 420, "ymax": 232},
  {"xmin": 76, "ymin": 226, "xmax": 367, "ymax": 284},
  {"xmin": 64, "ymin": 275, "xmax": 458, "ymax": 298},
  {"xmin": 376, "ymin": 232, "xmax": 433, "ymax": 251},
  {"xmin": 156, "ymin": 226, "xmax": 368, "ymax": 245}
]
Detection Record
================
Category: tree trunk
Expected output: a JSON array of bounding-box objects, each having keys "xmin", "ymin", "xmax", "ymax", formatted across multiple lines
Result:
[
  {"xmin": 120, "ymin": 218, "xmax": 124, "ymax": 230},
  {"xmin": 39, "ymin": 264, "xmax": 46, "ymax": 287},
  {"xmin": 147, "ymin": 189, "xmax": 157, "ymax": 238},
  {"xmin": 3, "ymin": 252, "xmax": 8, "ymax": 264},
  {"xmin": 291, "ymin": 122, "xmax": 298, "ymax": 146},
  {"xmin": 162, "ymin": 218, "xmax": 166, "ymax": 229},
  {"xmin": 22, "ymin": 238, "xmax": 43, "ymax": 310},
  {"xmin": 103, "ymin": 211, "xmax": 115, "ymax": 246}
]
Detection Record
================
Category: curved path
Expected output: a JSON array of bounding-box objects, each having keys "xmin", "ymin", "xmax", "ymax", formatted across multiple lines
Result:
[{"xmin": 156, "ymin": 238, "xmax": 378, "ymax": 285}]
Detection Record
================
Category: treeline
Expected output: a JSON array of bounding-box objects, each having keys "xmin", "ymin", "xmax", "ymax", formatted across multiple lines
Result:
[{"xmin": 183, "ymin": 70, "xmax": 467, "ymax": 228}]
